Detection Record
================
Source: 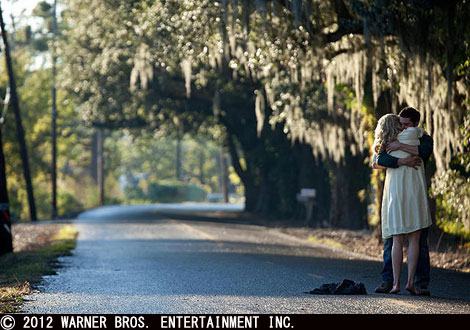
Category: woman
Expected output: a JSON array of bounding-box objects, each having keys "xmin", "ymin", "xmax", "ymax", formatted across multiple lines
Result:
[{"xmin": 373, "ymin": 114, "xmax": 432, "ymax": 295}]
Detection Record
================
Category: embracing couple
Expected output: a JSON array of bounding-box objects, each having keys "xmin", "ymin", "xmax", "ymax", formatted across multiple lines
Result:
[{"xmin": 372, "ymin": 107, "xmax": 433, "ymax": 296}]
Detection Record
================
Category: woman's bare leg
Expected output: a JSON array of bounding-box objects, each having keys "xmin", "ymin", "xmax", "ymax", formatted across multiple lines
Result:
[
  {"xmin": 391, "ymin": 235, "xmax": 404, "ymax": 292},
  {"xmin": 406, "ymin": 230, "xmax": 421, "ymax": 293}
]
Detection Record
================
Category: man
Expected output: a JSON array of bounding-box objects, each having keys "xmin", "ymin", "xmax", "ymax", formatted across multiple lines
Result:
[{"xmin": 373, "ymin": 107, "xmax": 434, "ymax": 295}]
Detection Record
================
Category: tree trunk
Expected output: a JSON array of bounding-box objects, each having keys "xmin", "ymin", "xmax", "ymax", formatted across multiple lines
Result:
[
  {"xmin": 220, "ymin": 84, "xmax": 319, "ymax": 219},
  {"xmin": 230, "ymin": 119, "xmax": 305, "ymax": 218},
  {"xmin": 0, "ymin": 4, "xmax": 37, "ymax": 221},
  {"xmin": 0, "ymin": 127, "xmax": 13, "ymax": 255},
  {"xmin": 243, "ymin": 180, "xmax": 258, "ymax": 212},
  {"xmin": 251, "ymin": 123, "xmax": 301, "ymax": 218},
  {"xmin": 220, "ymin": 150, "xmax": 229, "ymax": 203},
  {"xmin": 51, "ymin": 0, "xmax": 58, "ymax": 220},
  {"xmin": 225, "ymin": 132, "xmax": 258, "ymax": 212}
]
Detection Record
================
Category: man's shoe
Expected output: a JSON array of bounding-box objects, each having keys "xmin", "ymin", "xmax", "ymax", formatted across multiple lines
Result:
[{"xmin": 375, "ymin": 282, "xmax": 393, "ymax": 294}]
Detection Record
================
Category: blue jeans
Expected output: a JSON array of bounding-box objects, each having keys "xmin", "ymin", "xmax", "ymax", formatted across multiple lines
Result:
[{"xmin": 381, "ymin": 227, "xmax": 430, "ymax": 288}]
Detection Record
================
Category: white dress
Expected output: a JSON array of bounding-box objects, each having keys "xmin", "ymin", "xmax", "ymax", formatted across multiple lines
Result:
[{"xmin": 381, "ymin": 127, "xmax": 432, "ymax": 239}]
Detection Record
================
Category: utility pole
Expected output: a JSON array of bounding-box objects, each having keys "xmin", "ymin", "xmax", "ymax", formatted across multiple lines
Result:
[
  {"xmin": 198, "ymin": 147, "xmax": 205, "ymax": 185},
  {"xmin": 176, "ymin": 134, "xmax": 182, "ymax": 180},
  {"xmin": 97, "ymin": 128, "xmax": 104, "ymax": 206},
  {"xmin": 51, "ymin": 0, "xmax": 58, "ymax": 219},
  {"xmin": 0, "ymin": 2, "xmax": 37, "ymax": 221}
]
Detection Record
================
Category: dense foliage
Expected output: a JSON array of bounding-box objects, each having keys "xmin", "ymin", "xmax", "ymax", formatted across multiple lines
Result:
[
  {"xmin": 431, "ymin": 111, "xmax": 470, "ymax": 238},
  {"xmin": 1, "ymin": 1, "xmax": 468, "ymax": 237},
  {"xmin": 0, "ymin": 1, "xmax": 237, "ymax": 219}
]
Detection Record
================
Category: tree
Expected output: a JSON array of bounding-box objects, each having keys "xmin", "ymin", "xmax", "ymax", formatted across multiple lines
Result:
[
  {"xmin": 0, "ymin": 123, "xmax": 13, "ymax": 255},
  {"xmin": 51, "ymin": 0, "xmax": 59, "ymax": 219},
  {"xmin": 0, "ymin": 1, "xmax": 37, "ymax": 221},
  {"xmin": 0, "ymin": 3, "xmax": 103, "ymax": 220},
  {"xmin": 59, "ymin": 0, "xmax": 468, "ymax": 230}
]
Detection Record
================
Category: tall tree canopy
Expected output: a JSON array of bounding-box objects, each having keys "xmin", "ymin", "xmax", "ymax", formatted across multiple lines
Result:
[{"xmin": 57, "ymin": 0, "xmax": 468, "ymax": 230}]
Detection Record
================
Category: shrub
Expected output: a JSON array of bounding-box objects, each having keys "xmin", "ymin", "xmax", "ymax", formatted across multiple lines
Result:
[
  {"xmin": 128, "ymin": 180, "xmax": 207, "ymax": 203},
  {"xmin": 430, "ymin": 112, "xmax": 470, "ymax": 240},
  {"xmin": 431, "ymin": 170, "xmax": 470, "ymax": 240},
  {"xmin": 58, "ymin": 191, "xmax": 84, "ymax": 218},
  {"xmin": 125, "ymin": 181, "xmax": 206, "ymax": 203}
]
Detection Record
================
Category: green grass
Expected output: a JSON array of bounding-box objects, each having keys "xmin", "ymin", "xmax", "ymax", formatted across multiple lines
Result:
[{"xmin": 0, "ymin": 225, "xmax": 78, "ymax": 313}]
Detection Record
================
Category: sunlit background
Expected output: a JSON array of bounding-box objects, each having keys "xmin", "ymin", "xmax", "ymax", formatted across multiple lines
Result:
[{"xmin": 0, "ymin": 0, "xmax": 468, "ymax": 242}]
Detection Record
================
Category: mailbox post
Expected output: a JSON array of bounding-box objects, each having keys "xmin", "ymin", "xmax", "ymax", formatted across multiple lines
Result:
[{"xmin": 296, "ymin": 188, "xmax": 316, "ymax": 226}]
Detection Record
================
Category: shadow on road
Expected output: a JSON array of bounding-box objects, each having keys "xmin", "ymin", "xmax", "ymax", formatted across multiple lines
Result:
[
  {"xmin": 62, "ymin": 236, "xmax": 470, "ymax": 303},
  {"xmin": 72, "ymin": 204, "xmax": 470, "ymax": 304},
  {"xmin": 76, "ymin": 203, "xmax": 309, "ymax": 228}
]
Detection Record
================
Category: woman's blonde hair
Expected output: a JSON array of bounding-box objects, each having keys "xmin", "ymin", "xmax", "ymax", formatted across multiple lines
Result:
[{"xmin": 373, "ymin": 114, "xmax": 402, "ymax": 154}]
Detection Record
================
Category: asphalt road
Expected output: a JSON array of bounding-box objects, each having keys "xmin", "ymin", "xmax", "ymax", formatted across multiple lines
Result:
[{"xmin": 24, "ymin": 203, "xmax": 470, "ymax": 313}]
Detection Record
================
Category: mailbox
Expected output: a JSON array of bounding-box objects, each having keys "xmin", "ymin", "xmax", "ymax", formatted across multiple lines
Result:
[{"xmin": 296, "ymin": 188, "xmax": 316, "ymax": 226}]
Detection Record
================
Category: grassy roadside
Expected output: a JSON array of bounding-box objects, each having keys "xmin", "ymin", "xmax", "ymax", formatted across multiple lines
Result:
[
  {"xmin": 307, "ymin": 235, "xmax": 347, "ymax": 250},
  {"xmin": 0, "ymin": 225, "xmax": 78, "ymax": 313}
]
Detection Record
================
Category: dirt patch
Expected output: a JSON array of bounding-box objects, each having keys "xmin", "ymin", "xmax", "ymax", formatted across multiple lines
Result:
[
  {"xmin": 12, "ymin": 223, "xmax": 63, "ymax": 252},
  {"xmin": 0, "ymin": 223, "xmax": 77, "ymax": 313}
]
